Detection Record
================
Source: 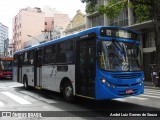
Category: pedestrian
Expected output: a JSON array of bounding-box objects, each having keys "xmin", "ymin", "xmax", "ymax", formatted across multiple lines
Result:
[{"xmin": 151, "ymin": 66, "xmax": 157, "ymax": 85}]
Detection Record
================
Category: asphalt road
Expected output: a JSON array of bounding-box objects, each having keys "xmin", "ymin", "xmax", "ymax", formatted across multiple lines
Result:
[{"xmin": 0, "ymin": 80, "xmax": 160, "ymax": 120}]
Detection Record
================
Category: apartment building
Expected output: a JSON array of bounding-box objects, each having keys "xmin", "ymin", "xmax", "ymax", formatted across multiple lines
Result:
[
  {"xmin": 43, "ymin": 6, "xmax": 70, "ymax": 40},
  {"xmin": 86, "ymin": 0, "xmax": 159, "ymax": 80},
  {"xmin": 12, "ymin": 7, "xmax": 45, "ymax": 51},
  {"xmin": 0, "ymin": 23, "xmax": 9, "ymax": 57}
]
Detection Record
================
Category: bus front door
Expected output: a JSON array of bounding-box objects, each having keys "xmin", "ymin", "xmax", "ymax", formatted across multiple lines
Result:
[
  {"xmin": 34, "ymin": 50, "xmax": 42, "ymax": 88},
  {"xmin": 76, "ymin": 38, "xmax": 96, "ymax": 98}
]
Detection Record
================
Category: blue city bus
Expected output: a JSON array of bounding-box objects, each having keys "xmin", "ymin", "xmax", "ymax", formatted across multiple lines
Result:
[{"xmin": 13, "ymin": 26, "xmax": 144, "ymax": 102}]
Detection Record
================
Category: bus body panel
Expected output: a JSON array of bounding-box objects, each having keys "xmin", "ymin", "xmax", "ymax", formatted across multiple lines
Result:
[
  {"xmin": 22, "ymin": 66, "xmax": 34, "ymax": 86},
  {"xmin": 41, "ymin": 65, "xmax": 75, "ymax": 93},
  {"xmin": 95, "ymin": 77, "xmax": 144, "ymax": 100},
  {"xmin": 55, "ymin": 65, "xmax": 75, "ymax": 93},
  {"xmin": 41, "ymin": 65, "xmax": 57, "ymax": 91},
  {"xmin": 14, "ymin": 67, "xmax": 18, "ymax": 82},
  {"xmin": 95, "ymin": 69, "xmax": 144, "ymax": 100}
]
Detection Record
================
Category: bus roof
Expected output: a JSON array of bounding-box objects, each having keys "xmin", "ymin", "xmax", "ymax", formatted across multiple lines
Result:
[{"xmin": 14, "ymin": 26, "xmax": 139, "ymax": 54}]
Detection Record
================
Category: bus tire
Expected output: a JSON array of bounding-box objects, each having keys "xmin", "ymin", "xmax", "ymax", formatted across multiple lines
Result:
[
  {"xmin": 23, "ymin": 76, "xmax": 29, "ymax": 89},
  {"xmin": 63, "ymin": 81, "xmax": 75, "ymax": 103}
]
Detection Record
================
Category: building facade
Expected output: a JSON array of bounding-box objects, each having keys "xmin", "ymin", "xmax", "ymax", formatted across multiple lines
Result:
[
  {"xmin": 64, "ymin": 10, "xmax": 86, "ymax": 36},
  {"xmin": 0, "ymin": 23, "xmax": 9, "ymax": 57},
  {"xmin": 13, "ymin": 6, "xmax": 70, "ymax": 49},
  {"xmin": 86, "ymin": 0, "xmax": 159, "ymax": 81},
  {"xmin": 12, "ymin": 7, "xmax": 45, "ymax": 51},
  {"xmin": 43, "ymin": 6, "xmax": 70, "ymax": 40}
]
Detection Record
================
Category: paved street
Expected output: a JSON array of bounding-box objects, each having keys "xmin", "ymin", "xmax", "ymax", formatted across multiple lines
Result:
[{"xmin": 0, "ymin": 80, "xmax": 160, "ymax": 120}]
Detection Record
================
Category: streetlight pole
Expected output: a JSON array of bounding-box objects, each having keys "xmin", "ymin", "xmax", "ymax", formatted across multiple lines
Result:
[{"xmin": 27, "ymin": 35, "xmax": 40, "ymax": 43}]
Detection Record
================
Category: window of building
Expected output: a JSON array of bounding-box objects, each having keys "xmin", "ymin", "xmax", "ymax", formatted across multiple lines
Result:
[
  {"xmin": 45, "ymin": 22, "xmax": 47, "ymax": 25},
  {"xmin": 110, "ymin": 9, "xmax": 128, "ymax": 27},
  {"xmin": 91, "ymin": 15, "xmax": 104, "ymax": 27}
]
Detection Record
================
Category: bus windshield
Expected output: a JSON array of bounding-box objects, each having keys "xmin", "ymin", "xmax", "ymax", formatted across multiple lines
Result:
[
  {"xmin": 98, "ymin": 40, "xmax": 142, "ymax": 71},
  {"xmin": 0, "ymin": 60, "xmax": 12, "ymax": 71}
]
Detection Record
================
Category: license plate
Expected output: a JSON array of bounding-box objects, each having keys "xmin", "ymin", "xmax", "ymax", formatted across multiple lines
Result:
[{"xmin": 126, "ymin": 89, "xmax": 134, "ymax": 94}]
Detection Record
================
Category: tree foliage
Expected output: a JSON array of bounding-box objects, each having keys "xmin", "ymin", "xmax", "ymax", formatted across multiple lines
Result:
[{"xmin": 81, "ymin": 0, "xmax": 160, "ymax": 23}]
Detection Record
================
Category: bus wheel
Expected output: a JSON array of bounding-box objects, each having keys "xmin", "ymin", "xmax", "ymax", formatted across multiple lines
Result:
[
  {"xmin": 63, "ymin": 82, "xmax": 74, "ymax": 102},
  {"xmin": 23, "ymin": 76, "xmax": 29, "ymax": 89}
]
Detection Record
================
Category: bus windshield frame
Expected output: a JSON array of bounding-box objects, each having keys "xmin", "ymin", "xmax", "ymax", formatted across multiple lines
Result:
[{"xmin": 98, "ymin": 40, "xmax": 142, "ymax": 72}]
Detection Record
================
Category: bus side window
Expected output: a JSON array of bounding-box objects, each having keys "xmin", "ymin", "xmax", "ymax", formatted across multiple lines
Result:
[
  {"xmin": 37, "ymin": 50, "xmax": 43, "ymax": 67},
  {"xmin": 19, "ymin": 54, "xmax": 23, "ymax": 67},
  {"xmin": 29, "ymin": 51, "xmax": 34, "ymax": 65},
  {"xmin": 24, "ymin": 52, "xmax": 28, "ymax": 65},
  {"xmin": 14, "ymin": 55, "xmax": 18, "ymax": 67},
  {"xmin": 57, "ymin": 40, "xmax": 73, "ymax": 64}
]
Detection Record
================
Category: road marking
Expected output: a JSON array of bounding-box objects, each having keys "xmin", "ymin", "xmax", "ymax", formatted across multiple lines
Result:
[
  {"xmin": 2, "ymin": 92, "xmax": 31, "ymax": 105},
  {"xmin": 145, "ymin": 88, "xmax": 160, "ymax": 91},
  {"xmin": 113, "ymin": 98, "xmax": 127, "ymax": 102},
  {"xmin": 144, "ymin": 91, "xmax": 160, "ymax": 96},
  {"xmin": 20, "ymin": 91, "xmax": 58, "ymax": 104},
  {"xmin": 140, "ymin": 94, "xmax": 160, "ymax": 99},
  {"xmin": 145, "ymin": 90, "xmax": 160, "ymax": 94},
  {"xmin": 0, "ymin": 101, "xmax": 4, "ymax": 107},
  {"xmin": 127, "ymin": 96, "xmax": 148, "ymax": 100}
]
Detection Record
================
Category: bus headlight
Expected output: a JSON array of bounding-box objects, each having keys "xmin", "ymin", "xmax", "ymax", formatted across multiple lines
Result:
[
  {"xmin": 100, "ymin": 78, "xmax": 116, "ymax": 89},
  {"xmin": 112, "ymin": 85, "xmax": 115, "ymax": 88},
  {"xmin": 101, "ymin": 78, "xmax": 106, "ymax": 84}
]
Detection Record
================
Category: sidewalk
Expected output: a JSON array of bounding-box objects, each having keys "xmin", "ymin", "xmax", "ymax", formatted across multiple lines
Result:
[
  {"xmin": 144, "ymin": 81, "xmax": 160, "ymax": 89},
  {"xmin": 144, "ymin": 81, "xmax": 152, "ymax": 86}
]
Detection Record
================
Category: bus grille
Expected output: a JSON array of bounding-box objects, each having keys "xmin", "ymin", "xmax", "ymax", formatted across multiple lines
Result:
[
  {"xmin": 111, "ymin": 73, "xmax": 141, "ymax": 79},
  {"xmin": 118, "ymin": 89, "xmax": 138, "ymax": 96}
]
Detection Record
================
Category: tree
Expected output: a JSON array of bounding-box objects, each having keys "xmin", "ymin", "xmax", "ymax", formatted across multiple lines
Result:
[{"xmin": 81, "ymin": 0, "xmax": 160, "ymax": 74}]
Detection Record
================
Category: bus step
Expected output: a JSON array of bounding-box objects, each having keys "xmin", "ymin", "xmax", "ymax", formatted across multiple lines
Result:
[{"xmin": 35, "ymin": 86, "xmax": 42, "ymax": 90}]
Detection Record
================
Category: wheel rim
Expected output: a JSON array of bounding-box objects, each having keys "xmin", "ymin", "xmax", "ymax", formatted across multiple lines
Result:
[{"xmin": 65, "ymin": 86, "xmax": 73, "ymax": 97}]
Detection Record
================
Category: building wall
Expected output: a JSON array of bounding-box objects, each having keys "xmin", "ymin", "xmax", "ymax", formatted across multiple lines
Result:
[
  {"xmin": 0, "ymin": 23, "xmax": 8, "ymax": 57},
  {"xmin": 12, "ymin": 7, "xmax": 45, "ymax": 51},
  {"xmin": 45, "ymin": 17, "xmax": 54, "ymax": 31},
  {"xmin": 64, "ymin": 10, "xmax": 86, "ymax": 35},
  {"xmin": 54, "ymin": 14, "xmax": 69, "ymax": 30}
]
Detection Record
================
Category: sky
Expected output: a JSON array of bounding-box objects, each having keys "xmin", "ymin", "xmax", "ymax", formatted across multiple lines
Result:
[{"xmin": 0, "ymin": 0, "xmax": 86, "ymax": 39}]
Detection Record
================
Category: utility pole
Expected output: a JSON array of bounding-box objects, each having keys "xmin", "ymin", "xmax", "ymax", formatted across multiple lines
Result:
[{"xmin": 41, "ymin": 30, "xmax": 53, "ymax": 41}]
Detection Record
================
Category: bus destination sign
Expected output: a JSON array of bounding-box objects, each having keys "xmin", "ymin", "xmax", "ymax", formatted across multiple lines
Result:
[
  {"xmin": 100, "ymin": 28, "xmax": 139, "ymax": 40},
  {"xmin": 1, "ymin": 57, "xmax": 13, "ymax": 61}
]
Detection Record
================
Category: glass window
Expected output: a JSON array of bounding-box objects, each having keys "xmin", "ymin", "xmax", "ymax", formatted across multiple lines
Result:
[
  {"xmin": 92, "ymin": 15, "xmax": 104, "ymax": 27},
  {"xmin": 110, "ymin": 9, "xmax": 128, "ymax": 27},
  {"xmin": 44, "ymin": 45, "xmax": 56, "ymax": 64},
  {"xmin": 57, "ymin": 40, "xmax": 73, "ymax": 63},
  {"xmin": 23, "ymin": 52, "xmax": 28, "ymax": 65},
  {"xmin": 98, "ymin": 40, "xmax": 142, "ymax": 71},
  {"xmin": 14, "ymin": 55, "xmax": 18, "ymax": 67},
  {"xmin": 28, "ymin": 51, "xmax": 34, "ymax": 65}
]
